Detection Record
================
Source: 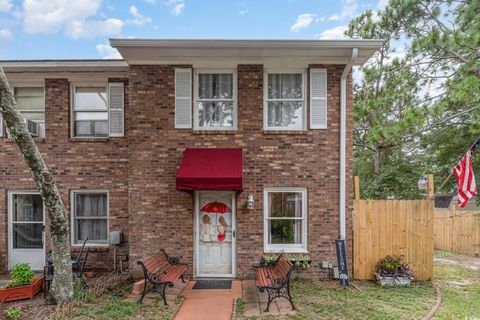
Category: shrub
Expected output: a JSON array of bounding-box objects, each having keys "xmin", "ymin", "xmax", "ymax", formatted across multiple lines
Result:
[
  {"xmin": 5, "ymin": 308, "xmax": 21, "ymax": 319},
  {"xmin": 9, "ymin": 263, "xmax": 35, "ymax": 287},
  {"xmin": 261, "ymin": 253, "xmax": 311, "ymax": 268},
  {"xmin": 375, "ymin": 255, "xmax": 413, "ymax": 280}
]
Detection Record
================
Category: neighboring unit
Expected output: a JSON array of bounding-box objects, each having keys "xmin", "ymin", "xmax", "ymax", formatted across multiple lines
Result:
[{"xmin": 0, "ymin": 39, "xmax": 381, "ymax": 277}]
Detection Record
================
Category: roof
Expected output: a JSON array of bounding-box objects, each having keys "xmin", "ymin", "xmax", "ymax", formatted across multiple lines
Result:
[
  {"xmin": 110, "ymin": 38, "xmax": 383, "ymax": 66},
  {"xmin": 0, "ymin": 60, "xmax": 128, "ymax": 72}
]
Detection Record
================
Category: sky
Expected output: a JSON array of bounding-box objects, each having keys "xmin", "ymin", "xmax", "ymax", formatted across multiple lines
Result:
[{"xmin": 0, "ymin": 0, "xmax": 388, "ymax": 60}]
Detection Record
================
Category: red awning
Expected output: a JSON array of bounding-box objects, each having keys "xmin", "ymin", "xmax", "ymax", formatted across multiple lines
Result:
[{"xmin": 176, "ymin": 148, "xmax": 243, "ymax": 191}]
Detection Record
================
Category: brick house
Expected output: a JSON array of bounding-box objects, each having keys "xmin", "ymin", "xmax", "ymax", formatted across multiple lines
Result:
[{"xmin": 0, "ymin": 39, "xmax": 381, "ymax": 278}]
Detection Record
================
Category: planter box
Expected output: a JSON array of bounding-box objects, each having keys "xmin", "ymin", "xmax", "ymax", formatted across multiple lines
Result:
[
  {"xmin": 0, "ymin": 276, "xmax": 44, "ymax": 303},
  {"xmin": 375, "ymin": 273, "xmax": 411, "ymax": 287}
]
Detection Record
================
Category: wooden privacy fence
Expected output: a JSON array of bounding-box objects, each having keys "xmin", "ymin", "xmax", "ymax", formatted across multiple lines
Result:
[
  {"xmin": 353, "ymin": 199, "xmax": 434, "ymax": 281},
  {"xmin": 434, "ymin": 208, "xmax": 480, "ymax": 257}
]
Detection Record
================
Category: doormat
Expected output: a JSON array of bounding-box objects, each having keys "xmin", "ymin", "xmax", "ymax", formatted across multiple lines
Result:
[{"xmin": 192, "ymin": 280, "xmax": 232, "ymax": 290}]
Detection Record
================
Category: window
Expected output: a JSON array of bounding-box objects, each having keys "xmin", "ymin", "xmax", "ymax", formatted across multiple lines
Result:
[
  {"xmin": 14, "ymin": 87, "xmax": 45, "ymax": 138},
  {"xmin": 73, "ymin": 87, "xmax": 108, "ymax": 137},
  {"xmin": 72, "ymin": 84, "xmax": 124, "ymax": 137},
  {"xmin": 264, "ymin": 72, "xmax": 306, "ymax": 130},
  {"xmin": 71, "ymin": 191, "xmax": 108, "ymax": 245},
  {"xmin": 264, "ymin": 188, "xmax": 307, "ymax": 252},
  {"xmin": 194, "ymin": 70, "xmax": 237, "ymax": 130}
]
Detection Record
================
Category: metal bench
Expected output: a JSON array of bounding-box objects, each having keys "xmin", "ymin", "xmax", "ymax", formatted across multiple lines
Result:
[
  {"xmin": 137, "ymin": 249, "xmax": 188, "ymax": 305},
  {"xmin": 255, "ymin": 253, "xmax": 296, "ymax": 312}
]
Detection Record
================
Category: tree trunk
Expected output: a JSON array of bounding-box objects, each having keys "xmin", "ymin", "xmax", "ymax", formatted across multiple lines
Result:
[
  {"xmin": 374, "ymin": 146, "xmax": 381, "ymax": 177},
  {"xmin": 0, "ymin": 68, "xmax": 73, "ymax": 302}
]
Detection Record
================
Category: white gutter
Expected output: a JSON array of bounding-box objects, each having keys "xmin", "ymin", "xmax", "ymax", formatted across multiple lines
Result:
[{"xmin": 339, "ymin": 48, "xmax": 358, "ymax": 239}]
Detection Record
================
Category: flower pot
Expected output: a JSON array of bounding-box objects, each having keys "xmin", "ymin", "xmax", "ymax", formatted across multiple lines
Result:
[
  {"xmin": 0, "ymin": 276, "xmax": 44, "ymax": 303},
  {"xmin": 375, "ymin": 273, "xmax": 411, "ymax": 287}
]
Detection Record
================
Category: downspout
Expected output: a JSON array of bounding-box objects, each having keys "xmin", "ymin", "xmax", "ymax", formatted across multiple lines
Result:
[{"xmin": 339, "ymin": 48, "xmax": 358, "ymax": 239}]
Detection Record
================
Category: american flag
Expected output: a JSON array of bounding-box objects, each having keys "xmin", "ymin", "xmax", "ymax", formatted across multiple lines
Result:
[{"xmin": 453, "ymin": 138, "xmax": 480, "ymax": 207}]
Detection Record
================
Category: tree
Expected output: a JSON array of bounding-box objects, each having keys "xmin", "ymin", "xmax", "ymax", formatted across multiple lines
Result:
[
  {"xmin": 348, "ymin": 0, "xmax": 480, "ymax": 199},
  {"xmin": 0, "ymin": 68, "xmax": 73, "ymax": 302}
]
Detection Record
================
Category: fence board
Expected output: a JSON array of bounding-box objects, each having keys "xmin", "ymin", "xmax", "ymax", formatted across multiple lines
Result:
[
  {"xmin": 434, "ymin": 208, "xmax": 480, "ymax": 257},
  {"xmin": 353, "ymin": 199, "xmax": 434, "ymax": 281}
]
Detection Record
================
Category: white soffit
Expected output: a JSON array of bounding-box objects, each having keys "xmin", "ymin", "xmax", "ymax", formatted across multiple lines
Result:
[{"xmin": 110, "ymin": 39, "xmax": 383, "ymax": 66}]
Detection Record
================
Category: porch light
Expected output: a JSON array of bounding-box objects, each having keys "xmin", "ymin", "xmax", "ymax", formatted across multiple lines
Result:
[
  {"xmin": 417, "ymin": 175, "xmax": 428, "ymax": 190},
  {"xmin": 247, "ymin": 195, "xmax": 254, "ymax": 209}
]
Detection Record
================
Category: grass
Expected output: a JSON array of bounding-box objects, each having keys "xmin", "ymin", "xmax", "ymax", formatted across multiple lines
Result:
[
  {"xmin": 236, "ymin": 298, "xmax": 245, "ymax": 317},
  {"xmin": 285, "ymin": 278, "xmax": 436, "ymax": 320},
  {"xmin": 434, "ymin": 258, "xmax": 480, "ymax": 319}
]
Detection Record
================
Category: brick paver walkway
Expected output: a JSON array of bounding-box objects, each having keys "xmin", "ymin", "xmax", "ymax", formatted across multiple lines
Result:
[{"xmin": 174, "ymin": 280, "xmax": 242, "ymax": 320}]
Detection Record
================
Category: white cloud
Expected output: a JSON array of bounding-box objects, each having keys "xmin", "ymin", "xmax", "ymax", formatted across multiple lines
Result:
[
  {"xmin": 238, "ymin": 1, "xmax": 248, "ymax": 16},
  {"xmin": 329, "ymin": 0, "xmax": 358, "ymax": 21},
  {"xmin": 21, "ymin": 0, "xmax": 124, "ymax": 38},
  {"xmin": 64, "ymin": 18, "xmax": 123, "ymax": 38},
  {"xmin": 238, "ymin": 9, "xmax": 248, "ymax": 15},
  {"xmin": 143, "ymin": 0, "xmax": 156, "ymax": 4},
  {"xmin": 165, "ymin": 0, "xmax": 185, "ymax": 16},
  {"xmin": 0, "ymin": 28, "xmax": 12, "ymax": 49},
  {"xmin": 291, "ymin": 13, "xmax": 317, "ymax": 32},
  {"xmin": 96, "ymin": 43, "xmax": 122, "ymax": 59},
  {"xmin": 377, "ymin": 0, "xmax": 389, "ymax": 10},
  {"xmin": 318, "ymin": 25, "xmax": 348, "ymax": 40},
  {"xmin": 128, "ymin": 5, "xmax": 151, "ymax": 25},
  {"xmin": 0, "ymin": 0, "xmax": 12, "ymax": 12}
]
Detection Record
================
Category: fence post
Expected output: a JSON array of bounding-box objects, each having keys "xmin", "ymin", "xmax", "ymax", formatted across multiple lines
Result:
[
  {"xmin": 427, "ymin": 174, "xmax": 434, "ymax": 199},
  {"xmin": 354, "ymin": 176, "xmax": 360, "ymax": 200}
]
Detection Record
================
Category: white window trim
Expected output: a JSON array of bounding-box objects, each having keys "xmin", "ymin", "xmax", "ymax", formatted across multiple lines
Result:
[
  {"xmin": 70, "ymin": 83, "xmax": 109, "ymax": 138},
  {"xmin": 70, "ymin": 190, "xmax": 109, "ymax": 247},
  {"xmin": 263, "ymin": 187, "xmax": 308, "ymax": 253},
  {"xmin": 263, "ymin": 70, "xmax": 307, "ymax": 131},
  {"xmin": 193, "ymin": 69, "xmax": 237, "ymax": 131}
]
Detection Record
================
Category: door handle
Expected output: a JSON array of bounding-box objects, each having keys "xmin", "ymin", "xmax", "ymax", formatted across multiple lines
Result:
[{"xmin": 233, "ymin": 230, "xmax": 236, "ymax": 238}]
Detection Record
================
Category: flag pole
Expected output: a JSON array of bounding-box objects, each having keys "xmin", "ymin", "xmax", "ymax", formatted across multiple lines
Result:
[{"xmin": 437, "ymin": 136, "xmax": 480, "ymax": 192}]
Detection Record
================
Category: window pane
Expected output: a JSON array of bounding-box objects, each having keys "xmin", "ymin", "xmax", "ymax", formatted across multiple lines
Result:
[
  {"xmin": 13, "ymin": 194, "xmax": 43, "ymax": 222},
  {"xmin": 198, "ymin": 74, "xmax": 233, "ymax": 99},
  {"xmin": 268, "ymin": 192, "xmax": 303, "ymax": 218},
  {"xmin": 15, "ymin": 87, "xmax": 45, "ymax": 112},
  {"xmin": 198, "ymin": 101, "xmax": 234, "ymax": 128},
  {"xmin": 13, "ymin": 224, "xmax": 43, "ymax": 249},
  {"xmin": 75, "ymin": 120, "xmax": 109, "ymax": 137},
  {"xmin": 268, "ymin": 74, "xmax": 303, "ymax": 99},
  {"xmin": 268, "ymin": 219, "xmax": 303, "ymax": 244},
  {"xmin": 75, "ymin": 219, "xmax": 107, "ymax": 243},
  {"xmin": 267, "ymin": 101, "xmax": 304, "ymax": 129},
  {"xmin": 75, "ymin": 87, "xmax": 107, "ymax": 110},
  {"xmin": 75, "ymin": 193, "xmax": 107, "ymax": 217}
]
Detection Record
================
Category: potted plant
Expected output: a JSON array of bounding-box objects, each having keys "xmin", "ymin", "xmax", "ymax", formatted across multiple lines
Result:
[
  {"xmin": 260, "ymin": 253, "xmax": 311, "ymax": 268},
  {"xmin": 0, "ymin": 263, "xmax": 44, "ymax": 303},
  {"xmin": 374, "ymin": 255, "xmax": 413, "ymax": 287}
]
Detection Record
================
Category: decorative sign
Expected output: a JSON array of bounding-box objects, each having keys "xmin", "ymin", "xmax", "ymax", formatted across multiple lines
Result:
[{"xmin": 335, "ymin": 239, "xmax": 349, "ymax": 287}]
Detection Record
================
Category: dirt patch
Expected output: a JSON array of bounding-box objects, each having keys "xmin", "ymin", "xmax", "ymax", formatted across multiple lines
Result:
[{"xmin": 434, "ymin": 253, "xmax": 480, "ymax": 270}]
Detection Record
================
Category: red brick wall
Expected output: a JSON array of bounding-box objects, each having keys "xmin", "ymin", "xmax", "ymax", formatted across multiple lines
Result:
[
  {"xmin": 0, "ymin": 64, "xmax": 353, "ymax": 279},
  {"xmin": 127, "ymin": 64, "xmax": 353, "ymax": 278},
  {"xmin": 0, "ymin": 78, "xmax": 130, "ymax": 273}
]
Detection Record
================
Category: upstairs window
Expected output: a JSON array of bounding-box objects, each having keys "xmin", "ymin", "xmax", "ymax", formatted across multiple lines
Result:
[
  {"xmin": 73, "ymin": 87, "xmax": 108, "ymax": 137},
  {"xmin": 14, "ymin": 87, "xmax": 45, "ymax": 138},
  {"xmin": 194, "ymin": 70, "xmax": 237, "ymax": 130},
  {"xmin": 264, "ymin": 72, "xmax": 306, "ymax": 131},
  {"xmin": 72, "ymin": 83, "xmax": 124, "ymax": 138}
]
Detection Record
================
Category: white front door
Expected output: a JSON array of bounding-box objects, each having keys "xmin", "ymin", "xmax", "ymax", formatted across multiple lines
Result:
[
  {"xmin": 8, "ymin": 192, "xmax": 45, "ymax": 271},
  {"xmin": 195, "ymin": 191, "xmax": 236, "ymax": 278}
]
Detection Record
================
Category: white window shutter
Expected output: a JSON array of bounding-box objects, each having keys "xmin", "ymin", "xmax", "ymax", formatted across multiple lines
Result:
[
  {"xmin": 108, "ymin": 83, "xmax": 125, "ymax": 137},
  {"xmin": 175, "ymin": 68, "xmax": 192, "ymax": 129},
  {"xmin": 310, "ymin": 69, "xmax": 328, "ymax": 129}
]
